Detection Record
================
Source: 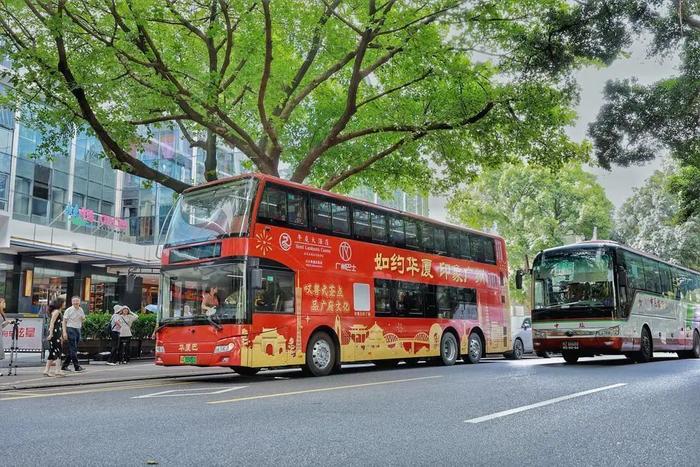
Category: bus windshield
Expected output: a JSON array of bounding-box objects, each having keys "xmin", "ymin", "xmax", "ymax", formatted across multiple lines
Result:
[
  {"xmin": 533, "ymin": 248, "xmax": 614, "ymax": 310},
  {"xmin": 160, "ymin": 261, "xmax": 247, "ymax": 324},
  {"xmin": 165, "ymin": 178, "xmax": 258, "ymax": 246}
]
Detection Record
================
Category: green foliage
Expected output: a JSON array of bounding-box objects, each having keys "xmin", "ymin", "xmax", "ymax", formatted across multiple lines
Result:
[
  {"xmin": 447, "ymin": 163, "xmax": 614, "ymax": 305},
  {"xmin": 0, "ymin": 0, "xmax": 620, "ymax": 195},
  {"xmin": 82, "ymin": 313, "xmax": 112, "ymax": 340},
  {"xmin": 614, "ymin": 166, "xmax": 700, "ymax": 270},
  {"xmin": 131, "ymin": 313, "xmax": 157, "ymax": 340},
  {"xmin": 584, "ymin": 0, "xmax": 700, "ymax": 220}
]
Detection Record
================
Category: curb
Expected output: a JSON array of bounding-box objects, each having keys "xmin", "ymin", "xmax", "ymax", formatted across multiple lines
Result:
[{"xmin": 0, "ymin": 370, "xmax": 234, "ymax": 392}]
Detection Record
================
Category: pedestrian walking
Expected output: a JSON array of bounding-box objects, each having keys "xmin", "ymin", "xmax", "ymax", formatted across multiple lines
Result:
[
  {"xmin": 0, "ymin": 297, "xmax": 16, "ymax": 376},
  {"xmin": 61, "ymin": 296, "xmax": 86, "ymax": 372},
  {"xmin": 117, "ymin": 306, "xmax": 138, "ymax": 364},
  {"xmin": 106, "ymin": 305, "xmax": 123, "ymax": 366},
  {"xmin": 43, "ymin": 298, "xmax": 66, "ymax": 377}
]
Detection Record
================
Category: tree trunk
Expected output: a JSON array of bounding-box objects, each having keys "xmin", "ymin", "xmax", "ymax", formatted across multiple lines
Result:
[{"xmin": 205, "ymin": 131, "xmax": 218, "ymax": 182}]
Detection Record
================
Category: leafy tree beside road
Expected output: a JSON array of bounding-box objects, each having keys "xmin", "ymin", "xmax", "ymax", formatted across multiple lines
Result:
[
  {"xmin": 0, "ymin": 1, "xmax": 627, "ymax": 194},
  {"xmin": 447, "ymin": 163, "xmax": 614, "ymax": 303}
]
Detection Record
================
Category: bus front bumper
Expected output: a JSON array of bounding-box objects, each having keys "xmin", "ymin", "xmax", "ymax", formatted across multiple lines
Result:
[{"xmin": 533, "ymin": 337, "xmax": 626, "ymax": 353}]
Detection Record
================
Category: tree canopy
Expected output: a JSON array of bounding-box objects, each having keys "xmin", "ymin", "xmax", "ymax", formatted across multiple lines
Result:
[
  {"xmin": 447, "ymin": 163, "xmax": 614, "ymax": 303},
  {"xmin": 0, "ymin": 0, "xmax": 626, "ymax": 194},
  {"xmin": 586, "ymin": 0, "xmax": 700, "ymax": 220},
  {"xmin": 614, "ymin": 166, "xmax": 700, "ymax": 270}
]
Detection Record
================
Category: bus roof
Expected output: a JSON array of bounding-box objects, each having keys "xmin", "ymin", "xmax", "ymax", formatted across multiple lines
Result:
[
  {"xmin": 182, "ymin": 172, "xmax": 506, "ymax": 243},
  {"xmin": 538, "ymin": 240, "xmax": 700, "ymax": 276}
]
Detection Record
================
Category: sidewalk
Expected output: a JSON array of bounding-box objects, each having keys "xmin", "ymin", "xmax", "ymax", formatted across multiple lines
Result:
[{"xmin": 0, "ymin": 361, "xmax": 232, "ymax": 391}]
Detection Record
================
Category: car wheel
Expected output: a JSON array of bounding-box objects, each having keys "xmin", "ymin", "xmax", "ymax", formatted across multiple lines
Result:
[
  {"xmin": 464, "ymin": 332, "xmax": 482, "ymax": 364},
  {"xmin": 231, "ymin": 366, "xmax": 260, "ymax": 376},
  {"xmin": 562, "ymin": 352, "xmax": 579, "ymax": 364},
  {"xmin": 305, "ymin": 331, "xmax": 336, "ymax": 377},
  {"xmin": 511, "ymin": 338, "xmax": 524, "ymax": 360}
]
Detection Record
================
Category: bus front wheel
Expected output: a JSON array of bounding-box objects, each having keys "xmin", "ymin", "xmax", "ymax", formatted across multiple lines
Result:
[
  {"xmin": 305, "ymin": 331, "xmax": 337, "ymax": 377},
  {"xmin": 562, "ymin": 352, "xmax": 579, "ymax": 364},
  {"xmin": 464, "ymin": 332, "xmax": 482, "ymax": 364}
]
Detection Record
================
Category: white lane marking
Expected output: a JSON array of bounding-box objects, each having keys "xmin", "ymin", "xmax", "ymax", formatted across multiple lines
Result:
[
  {"xmin": 133, "ymin": 386, "xmax": 247, "ymax": 399},
  {"xmin": 465, "ymin": 383, "xmax": 627, "ymax": 424}
]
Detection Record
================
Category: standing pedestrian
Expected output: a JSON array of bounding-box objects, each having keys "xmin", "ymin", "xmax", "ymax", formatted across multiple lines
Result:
[
  {"xmin": 43, "ymin": 298, "xmax": 66, "ymax": 377},
  {"xmin": 0, "ymin": 297, "xmax": 16, "ymax": 376},
  {"xmin": 106, "ymin": 305, "xmax": 122, "ymax": 366},
  {"xmin": 118, "ymin": 306, "xmax": 138, "ymax": 364},
  {"xmin": 62, "ymin": 296, "xmax": 86, "ymax": 372}
]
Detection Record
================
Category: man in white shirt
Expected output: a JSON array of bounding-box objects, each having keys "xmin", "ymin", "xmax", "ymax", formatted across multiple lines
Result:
[{"xmin": 62, "ymin": 296, "xmax": 86, "ymax": 372}]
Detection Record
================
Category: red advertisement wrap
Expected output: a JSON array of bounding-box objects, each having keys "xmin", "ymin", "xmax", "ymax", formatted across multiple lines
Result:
[{"xmin": 157, "ymin": 174, "xmax": 511, "ymax": 370}]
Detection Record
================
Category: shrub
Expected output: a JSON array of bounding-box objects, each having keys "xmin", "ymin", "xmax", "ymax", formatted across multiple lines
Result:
[
  {"xmin": 132, "ymin": 313, "xmax": 157, "ymax": 339},
  {"xmin": 83, "ymin": 313, "xmax": 112, "ymax": 339}
]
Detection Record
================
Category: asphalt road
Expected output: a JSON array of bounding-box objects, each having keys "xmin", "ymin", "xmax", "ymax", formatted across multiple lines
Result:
[{"xmin": 3, "ymin": 353, "xmax": 699, "ymax": 466}]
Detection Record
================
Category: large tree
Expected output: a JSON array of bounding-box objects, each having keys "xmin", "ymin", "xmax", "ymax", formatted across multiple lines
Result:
[
  {"xmin": 0, "ymin": 1, "xmax": 627, "ymax": 194},
  {"xmin": 447, "ymin": 163, "xmax": 614, "ymax": 302},
  {"xmin": 614, "ymin": 166, "xmax": 700, "ymax": 270},
  {"xmin": 586, "ymin": 0, "xmax": 700, "ymax": 220}
]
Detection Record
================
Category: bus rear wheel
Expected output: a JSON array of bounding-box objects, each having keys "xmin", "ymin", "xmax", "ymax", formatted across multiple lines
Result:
[
  {"xmin": 439, "ymin": 332, "xmax": 458, "ymax": 366},
  {"xmin": 463, "ymin": 332, "xmax": 482, "ymax": 364},
  {"xmin": 562, "ymin": 352, "xmax": 579, "ymax": 364},
  {"xmin": 305, "ymin": 331, "xmax": 337, "ymax": 377},
  {"xmin": 231, "ymin": 366, "xmax": 260, "ymax": 376},
  {"xmin": 678, "ymin": 330, "xmax": 700, "ymax": 359},
  {"xmin": 634, "ymin": 327, "xmax": 653, "ymax": 363}
]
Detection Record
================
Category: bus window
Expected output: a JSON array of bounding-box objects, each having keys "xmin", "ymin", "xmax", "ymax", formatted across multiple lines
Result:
[
  {"xmin": 623, "ymin": 252, "xmax": 645, "ymax": 292},
  {"xmin": 389, "ymin": 216, "xmax": 405, "ymax": 246},
  {"xmin": 259, "ymin": 185, "xmax": 287, "ymax": 222},
  {"xmin": 470, "ymin": 235, "xmax": 484, "ymax": 262},
  {"xmin": 253, "ymin": 269, "xmax": 295, "ymax": 313},
  {"xmin": 395, "ymin": 281, "xmax": 423, "ymax": 317},
  {"xmin": 447, "ymin": 230, "xmax": 460, "ymax": 257},
  {"xmin": 405, "ymin": 219, "xmax": 419, "ymax": 249},
  {"xmin": 374, "ymin": 279, "xmax": 392, "ymax": 316},
  {"xmin": 459, "ymin": 233, "xmax": 471, "ymax": 259},
  {"xmin": 332, "ymin": 203, "xmax": 350, "ymax": 234},
  {"xmin": 483, "ymin": 238, "xmax": 496, "ymax": 264},
  {"xmin": 433, "ymin": 227, "xmax": 446, "ymax": 254},
  {"xmin": 658, "ymin": 263, "xmax": 673, "ymax": 298},
  {"xmin": 287, "ymin": 191, "xmax": 307, "ymax": 227},
  {"xmin": 371, "ymin": 212, "xmax": 387, "ymax": 242},
  {"xmin": 643, "ymin": 258, "xmax": 661, "ymax": 294},
  {"xmin": 353, "ymin": 208, "xmax": 371, "ymax": 240},
  {"xmin": 421, "ymin": 222, "xmax": 434, "ymax": 251},
  {"xmin": 310, "ymin": 197, "xmax": 332, "ymax": 231}
]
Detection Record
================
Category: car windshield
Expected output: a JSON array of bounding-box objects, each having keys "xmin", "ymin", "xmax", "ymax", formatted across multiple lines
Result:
[
  {"xmin": 160, "ymin": 261, "xmax": 247, "ymax": 324},
  {"xmin": 533, "ymin": 248, "xmax": 614, "ymax": 310},
  {"xmin": 165, "ymin": 178, "xmax": 257, "ymax": 246}
]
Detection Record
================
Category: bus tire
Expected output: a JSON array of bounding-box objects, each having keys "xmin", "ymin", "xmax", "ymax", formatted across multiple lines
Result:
[
  {"xmin": 464, "ymin": 332, "xmax": 483, "ymax": 364},
  {"xmin": 439, "ymin": 332, "xmax": 459, "ymax": 366},
  {"xmin": 231, "ymin": 366, "xmax": 260, "ymax": 376},
  {"xmin": 635, "ymin": 327, "xmax": 653, "ymax": 363},
  {"xmin": 562, "ymin": 352, "xmax": 579, "ymax": 364},
  {"xmin": 305, "ymin": 331, "xmax": 336, "ymax": 377},
  {"xmin": 680, "ymin": 330, "xmax": 700, "ymax": 359}
]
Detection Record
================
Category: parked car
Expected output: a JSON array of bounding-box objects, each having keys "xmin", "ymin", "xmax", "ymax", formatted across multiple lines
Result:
[{"xmin": 504, "ymin": 316, "xmax": 552, "ymax": 359}]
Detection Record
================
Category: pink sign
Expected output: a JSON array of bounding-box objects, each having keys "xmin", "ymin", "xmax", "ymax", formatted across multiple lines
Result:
[{"xmin": 64, "ymin": 205, "xmax": 128, "ymax": 231}]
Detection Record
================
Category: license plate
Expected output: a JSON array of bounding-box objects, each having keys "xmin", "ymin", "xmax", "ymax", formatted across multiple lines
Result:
[
  {"xmin": 180, "ymin": 355, "xmax": 197, "ymax": 365},
  {"xmin": 562, "ymin": 341, "xmax": 579, "ymax": 350}
]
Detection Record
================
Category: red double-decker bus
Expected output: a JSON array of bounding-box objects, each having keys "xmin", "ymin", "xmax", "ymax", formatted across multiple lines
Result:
[{"xmin": 155, "ymin": 174, "xmax": 511, "ymax": 376}]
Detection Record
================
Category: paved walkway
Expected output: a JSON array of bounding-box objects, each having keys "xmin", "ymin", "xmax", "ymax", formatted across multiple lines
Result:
[{"xmin": 0, "ymin": 361, "xmax": 232, "ymax": 391}]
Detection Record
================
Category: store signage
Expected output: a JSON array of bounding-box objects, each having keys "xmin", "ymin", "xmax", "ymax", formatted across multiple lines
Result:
[
  {"xmin": 63, "ymin": 205, "xmax": 128, "ymax": 231},
  {"xmin": 1, "ymin": 317, "xmax": 44, "ymax": 352}
]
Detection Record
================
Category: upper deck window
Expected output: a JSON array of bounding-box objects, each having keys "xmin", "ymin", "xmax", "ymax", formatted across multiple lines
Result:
[
  {"xmin": 258, "ymin": 184, "xmax": 308, "ymax": 227},
  {"xmin": 165, "ymin": 177, "xmax": 258, "ymax": 246}
]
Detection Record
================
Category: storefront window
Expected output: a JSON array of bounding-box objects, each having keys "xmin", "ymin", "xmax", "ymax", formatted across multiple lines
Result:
[
  {"xmin": 31, "ymin": 267, "xmax": 74, "ymax": 315},
  {"xmin": 89, "ymin": 274, "xmax": 118, "ymax": 313}
]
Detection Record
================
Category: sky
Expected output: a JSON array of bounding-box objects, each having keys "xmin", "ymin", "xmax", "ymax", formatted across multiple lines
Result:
[{"xmin": 429, "ymin": 37, "xmax": 677, "ymax": 223}]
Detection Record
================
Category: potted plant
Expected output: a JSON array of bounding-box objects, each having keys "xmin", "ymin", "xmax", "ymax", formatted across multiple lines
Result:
[
  {"xmin": 131, "ymin": 313, "xmax": 157, "ymax": 358},
  {"xmin": 79, "ymin": 312, "xmax": 112, "ymax": 357}
]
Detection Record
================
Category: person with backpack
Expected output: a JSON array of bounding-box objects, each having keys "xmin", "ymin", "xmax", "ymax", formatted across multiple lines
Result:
[
  {"xmin": 106, "ymin": 305, "xmax": 123, "ymax": 366},
  {"xmin": 116, "ymin": 306, "xmax": 138, "ymax": 364}
]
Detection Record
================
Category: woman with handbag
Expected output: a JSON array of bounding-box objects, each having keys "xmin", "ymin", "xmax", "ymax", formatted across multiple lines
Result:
[
  {"xmin": 117, "ymin": 306, "xmax": 138, "ymax": 364},
  {"xmin": 43, "ymin": 298, "xmax": 66, "ymax": 377},
  {"xmin": 106, "ymin": 304, "xmax": 123, "ymax": 366}
]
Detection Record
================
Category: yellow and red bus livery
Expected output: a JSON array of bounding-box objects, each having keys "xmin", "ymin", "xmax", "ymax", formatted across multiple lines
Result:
[{"xmin": 155, "ymin": 174, "xmax": 511, "ymax": 376}]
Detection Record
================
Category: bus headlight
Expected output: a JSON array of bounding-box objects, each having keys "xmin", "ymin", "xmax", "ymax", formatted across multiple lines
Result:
[
  {"xmin": 596, "ymin": 326, "xmax": 620, "ymax": 337},
  {"xmin": 533, "ymin": 329, "xmax": 545, "ymax": 339},
  {"xmin": 155, "ymin": 345, "xmax": 165, "ymax": 354},
  {"xmin": 214, "ymin": 343, "xmax": 235, "ymax": 353}
]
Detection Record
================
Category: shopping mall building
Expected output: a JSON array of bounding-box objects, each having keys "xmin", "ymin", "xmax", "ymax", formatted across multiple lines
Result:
[{"xmin": 0, "ymin": 85, "xmax": 428, "ymax": 317}]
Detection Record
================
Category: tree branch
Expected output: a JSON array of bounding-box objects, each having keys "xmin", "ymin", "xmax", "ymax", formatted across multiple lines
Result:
[
  {"xmin": 127, "ymin": 114, "xmax": 189, "ymax": 125},
  {"xmin": 257, "ymin": 0, "xmax": 281, "ymax": 160},
  {"xmin": 357, "ymin": 69, "xmax": 432, "ymax": 108}
]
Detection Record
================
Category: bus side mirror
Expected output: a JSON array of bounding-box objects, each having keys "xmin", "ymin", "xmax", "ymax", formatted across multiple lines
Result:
[
  {"xmin": 515, "ymin": 270, "xmax": 525, "ymax": 290},
  {"xmin": 251, "ymin": 269, "xmax": 263, "ymax": 289}
]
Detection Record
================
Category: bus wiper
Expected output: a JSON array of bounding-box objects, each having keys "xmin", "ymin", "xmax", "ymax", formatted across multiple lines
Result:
[{"xmin": 206, "ymin": 313, "xmax": 223, "ymax": 331}]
